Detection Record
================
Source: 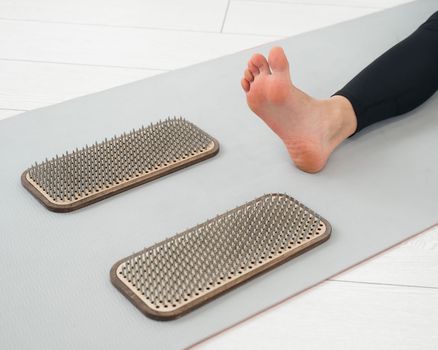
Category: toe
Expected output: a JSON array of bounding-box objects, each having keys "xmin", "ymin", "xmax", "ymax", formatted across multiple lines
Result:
[
  {"xmin": 268, "ymin": 46, "xmax": 289, "ymax": 73},
  {"xmin": 250, "ymin": 53, "xmax": 271, "ymax": 75},
  {"xmin": 248, "ymin": 60, "xmax": 260, "ymax": 76},
  {"xmin": 241, "ymin": 78, "xmax": 250, "ymax": 92},
  {"xmin": 244, "ymin": 69, "xmax": 254, "ymax": 82}
]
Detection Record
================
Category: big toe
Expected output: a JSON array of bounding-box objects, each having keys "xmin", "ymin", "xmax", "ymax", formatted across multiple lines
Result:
[
  {"xmin": 268, "ymin": 46, "xmax": 289, "ymax": 73},
  {"xmin": 250, "ymin": 53, "xmax": 271, "ymax": 74}
]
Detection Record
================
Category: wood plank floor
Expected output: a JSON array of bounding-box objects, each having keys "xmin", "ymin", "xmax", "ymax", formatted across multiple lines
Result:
[{"xmin": 2, "ymin": 1, "xmax": 436, "ymax": 348}]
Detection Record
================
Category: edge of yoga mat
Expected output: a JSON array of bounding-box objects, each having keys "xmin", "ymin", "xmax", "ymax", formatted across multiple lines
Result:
[
  {"xmin": 1, "ymin": 1, "xmax": 437, "ymax": 349},
  {"xmin": 191, "ymin": 222, "xmax": 438, "ymax": 348}
]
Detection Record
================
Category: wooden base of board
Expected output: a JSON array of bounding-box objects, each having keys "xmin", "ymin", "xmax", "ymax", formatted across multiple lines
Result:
[
  {"xmin": 21, "ymin": 118, "xmax": 219, "ymax": 212},
  {"xmin": 110, "ymin": 193, "xmax": 332, "ymax": 320}
]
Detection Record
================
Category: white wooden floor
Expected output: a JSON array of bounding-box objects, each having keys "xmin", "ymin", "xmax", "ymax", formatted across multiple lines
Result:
[{"xmin": 2, "ymin": 1, "xmax": 437, "ymax": 348}]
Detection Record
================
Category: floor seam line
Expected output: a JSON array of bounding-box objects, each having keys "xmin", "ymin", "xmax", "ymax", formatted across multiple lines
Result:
[
  {"xmin": 0, "ymin": 107, "xmax": 27, "ymax": 112},
  {"xmin": 329, "ymin": 279, "xmax": 438, "ymax": 290},
  {"xmin": 220, "ymin": 0, "xmax": 232, "ymax": 33},
  {"xmin": 0, "ymin": 57, "xmax": 170, "ymax": 71},
  {"xmin": 0, "ymin": 17, "xmax": 220, "ymax": 34},
  {"xmin": 0, "ymin": 16, "xmax": 278, "ymax": 38},
  {"xmin": 232, "ymin": 0, "xmax": 383, "ymax": 10}
]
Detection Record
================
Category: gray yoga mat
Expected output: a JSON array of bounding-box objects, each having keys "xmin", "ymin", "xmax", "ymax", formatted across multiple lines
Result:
[{"xmin": 1, "ymin": 1, "xmax": 437, "ymax": 349}]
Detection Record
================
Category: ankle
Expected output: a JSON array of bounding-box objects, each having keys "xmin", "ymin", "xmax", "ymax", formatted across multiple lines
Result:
[{"xmin": 325, "ymin": 95, "xmax": 357, "ymax": 142}]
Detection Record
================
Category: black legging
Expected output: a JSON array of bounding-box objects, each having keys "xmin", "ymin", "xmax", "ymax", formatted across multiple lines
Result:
[{"xmin": 335, "ymin": 11, "xmax": 438, "ymax": 134}]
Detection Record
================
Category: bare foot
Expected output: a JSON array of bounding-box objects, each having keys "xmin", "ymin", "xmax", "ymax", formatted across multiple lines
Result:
[{"xmin": 241, "ymin": 46, "xmax": 357, "ymax": 173}]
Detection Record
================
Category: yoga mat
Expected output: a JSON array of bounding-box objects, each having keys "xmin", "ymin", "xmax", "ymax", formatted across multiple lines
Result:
[{"xmin": 1, "ymin": 1, "xmax": 437, "ymax": 349}]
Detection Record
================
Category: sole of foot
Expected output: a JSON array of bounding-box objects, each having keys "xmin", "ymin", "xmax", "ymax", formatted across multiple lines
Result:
[{"xmin": 241, "ymin": 46, "xmax": 357, "ymax": 173}]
